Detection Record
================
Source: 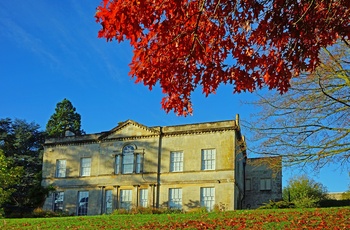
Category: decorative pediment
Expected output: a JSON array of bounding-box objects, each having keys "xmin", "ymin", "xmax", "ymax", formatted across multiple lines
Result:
[{"xmin": 99, "ymin": 120, "xmax": 160, "ymax": 140}]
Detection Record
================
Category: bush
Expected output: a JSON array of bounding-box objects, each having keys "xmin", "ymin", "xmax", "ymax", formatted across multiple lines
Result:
[
  {"xmin": 258, "ymin": 200, "xmax": 295, "ymax": 209},
  {"xmin": 283, "ymin": 175, "xmax": 328, "ymax": 208},
  {"xmin": 319, "ymin": 199, "xmax": 350, "ymax": 207},
  {"xmin": 30, "ymin": 208, "xmax": 71, "ymax": 218},
  {"xmin": 186, "ymin": 207, "xmax": 208, "ymax": 213}
]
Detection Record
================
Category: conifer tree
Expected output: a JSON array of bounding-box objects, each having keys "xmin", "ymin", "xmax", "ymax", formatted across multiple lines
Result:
[{"xmin": 46, "ymin": 98, "xmax": 84, "ymax": 138}]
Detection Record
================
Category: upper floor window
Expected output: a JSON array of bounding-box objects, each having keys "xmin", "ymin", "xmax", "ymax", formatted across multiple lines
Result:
[
  {"xmin": 56, "ymin": 159, "xmax": 66, "ymax": 177},
  {"xmin": 80, "ymin": 158, "xmax": 91, "ymax": 176},
  {"xmin": 201, "ymin": 149, "xmax": 216, "ymax": 170},
  {"xmin": 260, "ymin": 178, "xmax": 272, "ymax": 191},
  {"xmin": 170, "ymin": 151, "xmax": 183, "ymax": 172},
  {"xmin": 115, "ymin": 145, "xmax": 143, "ymax": 174}
]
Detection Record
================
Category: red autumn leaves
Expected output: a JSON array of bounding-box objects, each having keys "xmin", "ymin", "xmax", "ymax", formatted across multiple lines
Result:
[{"xmin": 96, "ymin": 0, "xmax": 350, "ymax": 116}]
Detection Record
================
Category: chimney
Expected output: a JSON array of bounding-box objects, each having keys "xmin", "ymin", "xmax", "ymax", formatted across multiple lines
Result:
[{"xmin": 65, "ymin": 130, "xmax": 75, "ymax": 137}]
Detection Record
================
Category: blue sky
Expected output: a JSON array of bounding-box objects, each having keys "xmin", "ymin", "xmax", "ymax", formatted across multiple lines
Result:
[{"xmin": 0, "ymin": 1, "xmax": 348, "ymax": 192}]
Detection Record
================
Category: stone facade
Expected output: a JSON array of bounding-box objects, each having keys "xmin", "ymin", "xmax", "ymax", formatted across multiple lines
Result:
[
  {"xmin": 41, "ymin": 115, "xmax": 282, "ymax": 215},
  {"xmin": 243, "ymin": 157, "xmax": 283, "ymax": 209}
]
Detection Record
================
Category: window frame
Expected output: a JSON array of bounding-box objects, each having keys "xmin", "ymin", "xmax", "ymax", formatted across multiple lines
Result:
[
  {"xmin": 245, "ymin": 178, "xmax": 252, "ymax": 191},
  {"xmin": 53, "ymin": 191, "xmax": 64, "ymax": 212},
  {"xmin": 105, "ymin": 190, "xmax": 113, "ymax": 214},
  {"xmin": 201, "ymin": 149, "xmax": 216, "ymax": 170},
  {"xmin": 139, "ymin": 189, "xmax": 148, "ymax": 208},
  {"xmin": 120, "ymin": 189, "xmax": 132, "ymax": 210},
  {"xmin": 169, "ymin": 188, "xmax": 182, "ymax": 209},
  {"xmin": 77, "ymin": 191, "xmax": 89, "ymax": 216},
  {"xmin": 200, "ymin": 187, "xmax": 215, "ymax": 211},
  {"xmin": 170, "ymin": 151, "xmax": 183, "ymax": 172},
  {"xmin": 115, "ymin": 145, "xmax": 143, "ymax": 175},
  {"xmin": 80, "ymin": 157, "xmax": 91, "ymax": 177},
  {"xmin": 260, "ymin": 178, "xmax": 272, "ymax": 191},
  {"xmin": 55, "ymin": 159, "xmax": 66, "ymax": 178}
]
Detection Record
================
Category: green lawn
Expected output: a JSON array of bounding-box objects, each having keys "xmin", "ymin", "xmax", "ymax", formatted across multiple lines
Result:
[{"xmin": 1, "ymin": 207, "xmax": 350, "ymax": 229}]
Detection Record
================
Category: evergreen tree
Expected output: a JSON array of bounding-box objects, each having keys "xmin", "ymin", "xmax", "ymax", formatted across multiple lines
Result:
[
  {"xmin": 46, "ymin": 98, "xmax": 84, "ymax": 138},
  {"xmin": 0, "ymin": 118, "xmax": 47, "ymax": 215},
  {"xmin": 0, "ymin": 150, "xmax": 23, "ymax": 216}
]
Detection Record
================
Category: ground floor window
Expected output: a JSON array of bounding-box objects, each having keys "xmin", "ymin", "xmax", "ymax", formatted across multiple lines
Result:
[
  {"xmin": 105, "ymin": 190, "xmax": 113, "ymax": 214},
  {"xmin": 200, "ymin": 187, "xmax": 215, "ymax": 211},
  {"xmin": 120, "ymin": 190, "xmax": 132, "ymax": 210},
  {"xmin": 169, "ymin": 188, "xmax": 182, "ymax": 209},
  {"xmin": 53, "ymin": 191, "xmax": 64, "ymax": 212},
  {"xmin": 77, "ymin": 191, "xmax": 89, "ymax": 216},
  {"xmin": 139, "ymin": 189, "xmax": 148, "ymax": 207}
]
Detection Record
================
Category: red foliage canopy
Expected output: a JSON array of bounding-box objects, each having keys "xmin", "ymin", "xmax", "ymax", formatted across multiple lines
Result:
[{"xmin": 96, "ymin": 0, "xmax": 349, "ymax": 116}]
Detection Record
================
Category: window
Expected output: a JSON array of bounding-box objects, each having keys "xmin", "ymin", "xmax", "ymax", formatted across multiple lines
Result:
[
  {"xmin": 80, "ymin": 158, "xmax": 91, "ymax": 176},
  {"xmin": 117, "ymin": 145, "xmax": 143, "ymax": 174},
  {"xmin": 139, "ymin": 189, "xmax": 148, "ymax": 207},
  {"xmin": 260, "ymin": 178, "xmax": 272, "ymax": 191},
  {"xmin": 170, "ymin": 151, "xmax": 183, "ymax": 172},
  {"xmin": 201, "ymin": 149, "xmax": 216, "ymax": 170},
  {"xmin": 120, "ymin": 190, "xmax": 132, "ymax": 210},
  {"xmin": 169, "ymin": 188, "xmax": 182, "ymax": 209},
  {"xmin": 105, "ymin": 190, "xmax": 113, "ymax": 214},
  {"xmin": 115, "ymin": 155, "xmax": 120, "ymax": 174},
  {"xmin": 53, "ymin": 191, "xmax": 64, "ymax": 212},
  {"xmin": 77, "ymin": 191, "xmax": 89, "ymax": 216},
  {"xmin": 245, "ymin": 179, "xmax": 252, "ymax": 191},
  {"xmin": 136, "ymin": 154, "xmax": 143, "ymax": 173},
  {"xmin": 200, "ymin": 187, "xmax": 215, "ymax": 211},
  {"xmin": 56, "ymin": 160, "xmax": 66, "ymax": 177}
]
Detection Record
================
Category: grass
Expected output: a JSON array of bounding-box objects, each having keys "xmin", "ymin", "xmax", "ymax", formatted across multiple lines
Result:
[{"xmin": 1, "ymin": 207, "xmax": 350, "ymax": 229}]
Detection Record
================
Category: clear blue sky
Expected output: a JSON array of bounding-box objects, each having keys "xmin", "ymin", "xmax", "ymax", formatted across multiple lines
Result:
[{"xmin": 0, "ymin": 1, "xmax": 348, "ymax": 192}]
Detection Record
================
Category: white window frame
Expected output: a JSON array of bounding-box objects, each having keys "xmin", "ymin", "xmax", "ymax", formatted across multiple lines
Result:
[
  {"xmin": 135, "ymin": 153, "xmax": 143, "ymax": 173},
  {"xmin": 105, "ymin": 190, "xmax": 113, "ymax": 214},
  {"xmin": 260, "ymin": 178, "xmax": 272, "ymax": 191},
  {"xmin": 170, "ymin": 151, "xmax": 183, "ymax": 172},
  {"xmin": 115, "ymin": 155, "xmax": 120, "ymax": 174},
  {"xmin": 120, "ymin": 190, "xmax": 132, "ymax": 210},
  {"xmin": 122, "ymin": 151, "xmax": 134, "ymax": 174},
  {"xmin": 53, "ymin": 191, "xmax": 64, "ymax": 212},
  {"xmin": 77, "ymin": 191, "xmax": 89, "ymax": 216},
  {"xmin": 200, "ymin": 187, "xmax": 215, "ymax": 211},
  {"xmin": 169, "ymin": 188, "xmax": 182, "ymax": 209},
  {"xmin": 139, "ymin": 189, "xmax": 148, "ymax": 208},
  {"xmin": 56, "ymin": 159, "xmax": 66, "ymax": 177},
  {"xmin": 80, "ymin": 158, "xmax": 91, "ymax": 177},
  {"xmin": 201, "ymin": 149, "xmax": 216, "ymax": 170}
]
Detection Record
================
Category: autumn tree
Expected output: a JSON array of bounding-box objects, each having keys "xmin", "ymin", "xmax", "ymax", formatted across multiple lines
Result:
[
  {"xmin": 95, "ymin": 0, "xmax": 350, "ymax": 115},
  {"xmin": 283, "ymin": 175, "xmax": 328, "ymax": 208},
  {"xmin": 244, "ymin": 40, "xmax": 350, "ymax": 169},
  {"xmin": 46, "ymin": 98, "xmax": 84, "ymax": 138}
]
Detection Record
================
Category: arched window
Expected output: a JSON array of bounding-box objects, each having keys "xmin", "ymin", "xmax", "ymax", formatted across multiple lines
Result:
[
  {"xmin": 115, "ymin": 144, "xmax": 143, "ymax": 174},
  {"xmin": 122, "ymin": 145, "xmax": 134, "ymax": 174}
]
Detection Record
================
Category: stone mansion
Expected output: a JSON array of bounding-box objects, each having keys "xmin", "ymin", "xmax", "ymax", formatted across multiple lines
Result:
[{"xmin": 41, "ymin": 115, "xmax": 282, "ymax": 215}]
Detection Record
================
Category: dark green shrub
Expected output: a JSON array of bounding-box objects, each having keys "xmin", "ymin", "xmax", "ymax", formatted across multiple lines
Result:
[
  {"xmin": 319, "ymin": 199, "xmax": 350, "ymax": 207},
  {"xmin": 258, "ymin": 200, "xmax": 295, "ymax": 209}
]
